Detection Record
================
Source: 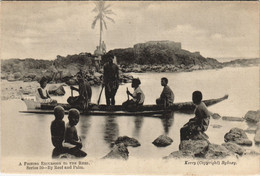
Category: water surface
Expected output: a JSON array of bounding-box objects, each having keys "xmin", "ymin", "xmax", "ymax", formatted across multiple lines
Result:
[{"xmin": 1, "ymin": 67, "xmax": 259, "ymax": 160}]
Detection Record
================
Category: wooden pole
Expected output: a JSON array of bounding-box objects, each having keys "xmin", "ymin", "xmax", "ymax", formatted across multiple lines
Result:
[
  {"xmin": 127, "ymin": 87, "xmax": 129, "ymax": 100},
  {"xmin": 97, "ymin": 85, "xmax": 104, "ymax": 105}
]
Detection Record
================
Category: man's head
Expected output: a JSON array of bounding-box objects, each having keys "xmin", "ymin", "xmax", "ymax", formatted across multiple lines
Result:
[
  {"xmin": 54, "ymin": 105, "xmax": 65, "ymax": 120},
  {"xmin": 192, "ymin": 91, "xmax": 203, "ymax": 105},
  {"xmin": 76, "ymin": 71, "xmax": 84, "ymax": 82},
  {"xmin": 68, "ymin": 108, "xmax": 80, "ymax": 126},
  {"xmin": 107, "ymin": 56, "xmax": 113, "ymax": 64},
  {"xmin": 39, "ymin": 77, "xmax": 48, "ymax": 88},
  {"xmin": 131, "ymin": 78, "xmax": 141, "ymax": 88},
  {"xmin": 161, "ymin": 77, "xmax": 168, "ymax": 86}
]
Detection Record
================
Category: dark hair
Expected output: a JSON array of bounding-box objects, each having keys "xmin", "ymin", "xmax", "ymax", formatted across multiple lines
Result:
[
  {"xmin": 161, "ymin": 77, "xmax": 168, "ymax": 84},
  {"xmin": 39, "ymin": 77, "xmax": 48, "ymax": 86},
  {"xmin": 68, "ymin": 108, "xmax": 80, "ymax": 120},
  {"xmin": 132, "ymin": 78, "xmax": 141, "ymax": 86},
  {"xmin": 54, "ymin": 106, "xmax": 65, "ymax": 120},
  {"xmin": 108, "ymin": 56, "xmax": 113, "ymax": 63},
  {"xmin": 192, "ymin": 91, "xmax": 203, "ymax": 104},
  {"xmin": 76, "ymin": 71, "xmax": 84, "ymax": 80}
]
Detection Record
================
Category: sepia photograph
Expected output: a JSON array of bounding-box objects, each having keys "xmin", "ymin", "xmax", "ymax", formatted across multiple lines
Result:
[{"xmin": 1, "ymin": 1, "xmax": 259, "ymax": 175}]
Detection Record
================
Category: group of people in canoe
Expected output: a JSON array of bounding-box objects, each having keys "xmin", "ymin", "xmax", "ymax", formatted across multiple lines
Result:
[{"xmin": 37, "ymin": 56, "xmax": 211, "ymax": 158}]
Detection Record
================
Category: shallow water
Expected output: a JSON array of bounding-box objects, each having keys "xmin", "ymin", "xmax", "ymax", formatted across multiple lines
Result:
[{"xmin": 1, "ymin": 67, "xmax": 259, "ymax": 160}]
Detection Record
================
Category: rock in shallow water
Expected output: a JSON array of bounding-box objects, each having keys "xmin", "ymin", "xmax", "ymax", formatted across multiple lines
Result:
[
  {"xmin": 152, "ymin": 135, "xmax": 173, "ymax": 147},
  {"xmin": 163, "ymin": 151, "xmax": 193, "ymax": 159},
  {"xmin": 102, "ymin": 143, "xmax": 129, "ymax": 160},
  {"xmin": 212, "ymin": 113, "xmax": 221, "ymax": 120},
  {"xmin": 211, "ymin": 124, "xmax": 222, "ymax": 128},
  {"xmin": 254, "ymin": 122, "xmax": 260, "ymax": 144},
  {"xmin": 224, "ymin": 128, "xmax": 252, "ymax": 146},
  {"xmin": 205, "ymin": 144, "xmax": 234, "ymax": 159},
  {"xmin": 243, "ymin": 149, "xmax": 260, "ymax": 156},
  {"xmin": 244, "ymin": 110, "xmax": 260, "ymax": 123},
  {"xmin": 179, "ymin": 140, "xmax": 209, "ymax": 157},
  {"xmin": 222, "ymin": 116, "xmax": 244, "ymax": 122},
  {"xmin": 221, "ymin": 142, "xmax": 245, "ymax": 156},
  {"xmin": 114, "ymin": 136, "xmax": 140, "ymax": 147},
  {"xmin": 165, "ymin": 140, "xmax": 236, "ymax": 160}
]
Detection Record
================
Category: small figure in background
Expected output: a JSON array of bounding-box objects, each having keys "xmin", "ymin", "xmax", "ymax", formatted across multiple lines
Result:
[{"xmin": 101, "ymin": 41, "xmax": 106, "ymax": 54}]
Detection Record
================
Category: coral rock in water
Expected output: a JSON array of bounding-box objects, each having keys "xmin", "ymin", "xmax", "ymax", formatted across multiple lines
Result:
[
  {"xmin": 152, "ymin": 135, "xmax": 173, "ymax": 147},
  {"xmin": 114, "ymin": 136, "xmax": 141, "ymax": 147},
  {"xmin": 224, "ymin": 128, "xmax": 252, "ymax": 146}
]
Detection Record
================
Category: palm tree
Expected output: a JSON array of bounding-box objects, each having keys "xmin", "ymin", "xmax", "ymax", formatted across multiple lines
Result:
[{"xmin": 92, "ymin": 0, "xmax": 115, "ymax": 54}]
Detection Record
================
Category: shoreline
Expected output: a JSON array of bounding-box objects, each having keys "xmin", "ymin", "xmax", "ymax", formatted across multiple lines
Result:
[{"xmin": 1, "ymin": 65, "xmax": 258, "ymax": 101}]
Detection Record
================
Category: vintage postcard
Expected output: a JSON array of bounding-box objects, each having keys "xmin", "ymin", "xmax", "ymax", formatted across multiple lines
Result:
[{"xmin": 1, "ymin": 1, "xmax": 259, "ymax": 175}]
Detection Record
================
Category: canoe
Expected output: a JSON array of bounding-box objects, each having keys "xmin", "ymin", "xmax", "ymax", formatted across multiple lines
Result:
[{"xmin": 20, "ymin": 95, "xmax": 228, "ymax": 116}]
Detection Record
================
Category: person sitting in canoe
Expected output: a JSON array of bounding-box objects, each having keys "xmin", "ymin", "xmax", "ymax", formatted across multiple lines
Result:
[
  {"xmin": 67, "ymin": 71, "xmax": 92, "ymax": 110},
  {"xmin": 156, "ymin": 77, "xmax": 174, "ymax": 108},
  {"xmin": 122, "ymin": 78, "xmax": 145, "ymax": 111},
  {"xmin": 63, "ymin": 108, "xmax": 87, "ymax": 158},
  {"xmin": 36, "ymin": 77, "xmax": 57, "ymax": 104},
  {"xmin": 180, "ymin": 91, "xmax": 211, "ymax": 141}
]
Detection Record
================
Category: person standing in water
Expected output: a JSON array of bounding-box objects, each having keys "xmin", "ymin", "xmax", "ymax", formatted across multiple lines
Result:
[{"xmin": 103, "ymin": 56, "xmax": 119, "ymax": 105}]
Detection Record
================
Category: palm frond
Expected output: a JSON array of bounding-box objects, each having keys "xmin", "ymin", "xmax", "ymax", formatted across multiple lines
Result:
[
  {"xmin": 104, "ymin": 4, "xmax": 112, "ymax": 11},
  {"xmin": 92, "ymin": 7, "xmax": 98, "ymax": 12},
  {"xmin": 104, "ymin": 9, "xmax": 115, "ymax": 15},
  {"xmin": 92, "ymin": 2, "xmax": 100, "ymax": 12},
  {"xmin": 91, "ymin": 16, "xmax": 99, "ymax": 29},
  {"xmin": 102, "ymin": 19, "xmax": 107, "ymax": 30},
  {"xmin": 105, "ymin": 15, "xmax": 115, "ymax": 23}
]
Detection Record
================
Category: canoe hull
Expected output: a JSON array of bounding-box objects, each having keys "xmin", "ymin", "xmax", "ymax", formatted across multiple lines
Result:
[{"xmin": 20, "ymin": 95, "xmax": 228, "ymax": 115}]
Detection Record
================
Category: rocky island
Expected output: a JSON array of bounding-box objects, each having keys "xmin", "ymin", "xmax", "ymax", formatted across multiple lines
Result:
[{"xmin": 1, "ymin": 40, "xmax": 259, "ymax": 100}]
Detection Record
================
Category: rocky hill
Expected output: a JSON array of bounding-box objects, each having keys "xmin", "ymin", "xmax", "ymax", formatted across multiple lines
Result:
[
  {"xmin": 104, "ymin": 41, "xmax": 222, "ymax": 70},
  {"xmin": 2, "ymin": 40, "xmax": 258, "ymax": 83}
]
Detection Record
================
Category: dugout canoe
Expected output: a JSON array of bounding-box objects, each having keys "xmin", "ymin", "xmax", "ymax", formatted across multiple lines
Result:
[{"xmin": 20, "ymin": 95, "xmax": 228, "ymax": 116}]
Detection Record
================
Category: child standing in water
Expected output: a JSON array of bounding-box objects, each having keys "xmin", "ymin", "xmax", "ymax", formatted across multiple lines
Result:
[
  {"xmin": 63, "ymin": 108, "xmax": 87, "ymax": 158},
  {"xmin": 51, "ymin": 106, "xmax": 65, "ymax": 149},
  {"xmin": 180, "ymin": 91, "xmax": 211, "ymax": 141}
]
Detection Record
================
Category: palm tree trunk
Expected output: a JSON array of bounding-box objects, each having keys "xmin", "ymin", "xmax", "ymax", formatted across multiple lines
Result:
[{"xmin": 99, "ymin": 18, "xmax": 102, "ymax": 53}]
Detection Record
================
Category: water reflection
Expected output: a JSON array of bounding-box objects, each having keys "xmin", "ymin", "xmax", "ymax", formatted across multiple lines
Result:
[
  {"xmin": 160, "ymin": 112, "xmax": 174, "ymax": 135},
  {"xmin": 103, "ymin": 116, "xmax": 119, "ymax": 147},
  {"xmin": 133, "ymin": 116, "xmax": 144, "ymax": 138},
  {"xmin": 79, "ymin": 116, "xmax": 92, "ymax": 140}
]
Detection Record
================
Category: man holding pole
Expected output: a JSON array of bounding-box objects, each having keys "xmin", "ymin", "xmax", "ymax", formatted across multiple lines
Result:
[
  {"xmin": 67, "ymin": 71, "xmax": 92, "ymax": 110},
  {"xmin": 102, "ymin": 56, "xmax": 119, "ymax": 105}
]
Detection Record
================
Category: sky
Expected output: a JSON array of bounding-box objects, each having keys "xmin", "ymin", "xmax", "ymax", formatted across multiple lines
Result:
[{"xmin": 1, "ymin": 1, "xmax": 259, "ymax": 60}]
